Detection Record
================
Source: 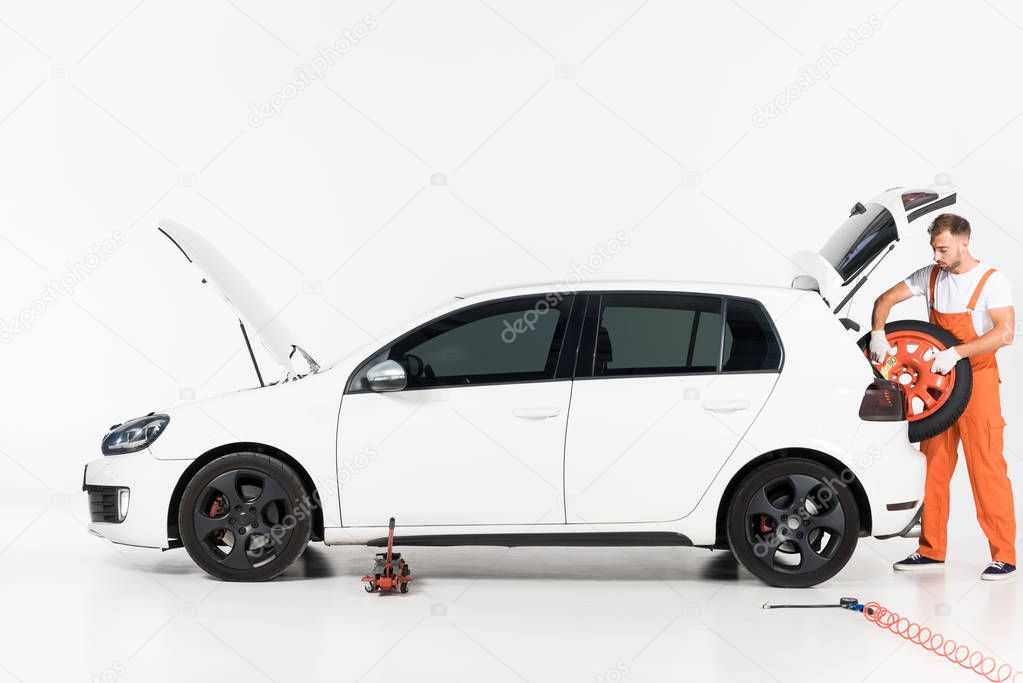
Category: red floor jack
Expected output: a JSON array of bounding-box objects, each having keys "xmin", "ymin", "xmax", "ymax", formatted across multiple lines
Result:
[{"xmin": 361, "ymin": 518, "xmax": 412, "ymax": 594}]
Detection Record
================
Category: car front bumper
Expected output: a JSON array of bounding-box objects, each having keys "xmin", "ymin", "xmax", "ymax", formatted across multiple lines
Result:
[{"xmin": 83, "ymin": 451, "xmax": 192, "ymax": 549}]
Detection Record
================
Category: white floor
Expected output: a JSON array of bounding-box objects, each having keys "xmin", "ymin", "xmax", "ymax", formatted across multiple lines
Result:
[
  {"xmin": 0, "ymin": 490, "xmax": 1019, "ymax": 683},
  {"xmin": 4, "ymin": 2, "xmax": 1023, "ymax": 681}
]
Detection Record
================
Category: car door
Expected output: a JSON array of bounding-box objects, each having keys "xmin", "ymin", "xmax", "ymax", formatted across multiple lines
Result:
[
  {"xmin": 338, "ymin": 294, "xmax": 579, "ymax": 527},
  {"xmin": 563, "ymin": 293, "xmax": 782, "ymax": 524}
]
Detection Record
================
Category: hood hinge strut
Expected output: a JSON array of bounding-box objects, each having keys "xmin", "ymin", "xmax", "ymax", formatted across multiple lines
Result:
[{"xmin": 239, "ymin": 320, "xmax": 265, "ymax": 387}]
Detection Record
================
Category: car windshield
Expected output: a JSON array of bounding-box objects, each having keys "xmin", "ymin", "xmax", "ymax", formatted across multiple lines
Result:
[{"xmin": 820, "ymin": 202, "xmax": 898, "ymax": 284}]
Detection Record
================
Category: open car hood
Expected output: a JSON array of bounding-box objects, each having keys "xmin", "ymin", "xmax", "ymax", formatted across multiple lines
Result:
[{"xmin": 157, "ymin": 218, "xmax": 309, "ymax": 374}]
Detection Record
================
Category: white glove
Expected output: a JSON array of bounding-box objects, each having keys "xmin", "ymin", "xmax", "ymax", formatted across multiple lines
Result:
[
  {"xmin": 930, "ymin": 346, "xmax": 961, "ymax": 375},
  {"xmin": 868, "ymin": 330, "xmax": 892, "ymax": 363}
]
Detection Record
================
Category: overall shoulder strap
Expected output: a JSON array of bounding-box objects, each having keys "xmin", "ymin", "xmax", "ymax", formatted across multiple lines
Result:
[
  {"xmin": 967, "ymin": 268, "xmax": 997, "ymax": 312},
  {"xmin": 927, "ymin": 265, "xmax": 940, "ymax": 309}
]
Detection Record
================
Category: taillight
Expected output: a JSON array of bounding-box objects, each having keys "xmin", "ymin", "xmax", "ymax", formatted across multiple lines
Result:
[{"xmin": 859, "ymin": 379, "xmax": 906, "ymax": 421}]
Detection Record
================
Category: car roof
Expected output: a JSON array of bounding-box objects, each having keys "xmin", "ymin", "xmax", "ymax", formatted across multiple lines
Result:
[{"xmin": 455, "ymin": 279, "xmax": 801, "ymax": 301}]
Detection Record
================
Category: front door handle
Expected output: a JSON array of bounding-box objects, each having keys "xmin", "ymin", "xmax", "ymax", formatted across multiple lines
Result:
[
  {"xmin": 513, "ymin": 406, "xmax": 561, "ymax": 419},
  {"xmin": 702, "ymin": 399, "xmax": 751, "ymax": 413}
]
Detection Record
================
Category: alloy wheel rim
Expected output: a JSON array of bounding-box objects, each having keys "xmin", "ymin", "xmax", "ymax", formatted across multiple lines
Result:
[
  {"xmin": 745, "ymin": 473, "xmax": 845, "ymax": 575},
  {"xmin": 865, "ymin": 330, "xmax": 956, "ymax": 421},
  {"xmin": 193, "ymin": 468, "xmax": 294, "ymax": 570}
]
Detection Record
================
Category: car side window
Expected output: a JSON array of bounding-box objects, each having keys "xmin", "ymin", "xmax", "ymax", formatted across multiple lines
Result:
[
  {"xmin": 592, "ymin": 293, "xmax": 723, "ymax": 377},
  {"xmin": 722, "ymin": 298, "xmax": 782, "ymax": 372},
  {"xmin": 349, "ymin": 294, "xmax": 573, "ymax": 392}
]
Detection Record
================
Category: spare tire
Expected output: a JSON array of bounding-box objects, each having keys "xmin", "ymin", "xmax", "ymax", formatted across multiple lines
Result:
[{"xmin": 856, "ymin": 320, "xmax": 972, "ymax": 442}]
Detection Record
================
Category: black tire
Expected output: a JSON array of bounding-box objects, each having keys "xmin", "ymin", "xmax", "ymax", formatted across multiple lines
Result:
[
  {"xmin": 178, "ymin": 452, "xmax": 312, "ymax": 581},
  {"xmin": 726, "ymin": 458, "xmax": 859, "ymax": 588},
  {"xmin": 856, "ymin": 320, "xmax": 973, "ymax": 442}
]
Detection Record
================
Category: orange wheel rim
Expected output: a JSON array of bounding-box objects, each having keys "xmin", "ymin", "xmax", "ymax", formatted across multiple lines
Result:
[{"xmin": 864, "ymin": 331, "xmax": 956, "ymax": 421}]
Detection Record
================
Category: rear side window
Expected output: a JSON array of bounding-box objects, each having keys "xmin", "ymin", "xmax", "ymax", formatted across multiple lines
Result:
[
  {"xmin": 592, "ymin": 293, "xmax": 722, "ymax": 377},
  {"xmin": 722, "ymin": 299, "xmax": 782, "ymax": 372}
]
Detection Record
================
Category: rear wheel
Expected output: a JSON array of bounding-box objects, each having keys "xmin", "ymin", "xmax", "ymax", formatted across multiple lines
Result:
[
  {"xmin": 856, "ymin": 320, "xmax": 972, "ymax": 442},
  {"xmin": 178, "ymin": 453, "xmax": 312, "ymax": 581},
  {"xmin": 727, "ymin": 458, "xmax": 859, "ymax": 588}
]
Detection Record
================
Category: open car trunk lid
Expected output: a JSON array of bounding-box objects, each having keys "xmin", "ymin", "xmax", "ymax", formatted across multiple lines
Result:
[{"xmin": 791, "ymin": 183, "xmax": 958, "ymax": 328}]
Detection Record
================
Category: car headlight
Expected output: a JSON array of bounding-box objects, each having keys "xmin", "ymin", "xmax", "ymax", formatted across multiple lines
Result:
[{"xmin": 101, "ymin": 414, "xmax": 170, "ymax": 455}]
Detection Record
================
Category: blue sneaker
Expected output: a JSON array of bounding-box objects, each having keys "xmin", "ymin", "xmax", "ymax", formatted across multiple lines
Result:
[
  {"xmin": 893, "ymin": 552, "xmax": 945, "ymax": 571},
  {"xmin": 981, "ymin": 561, "xmax": 1016, "ymax": 581}
]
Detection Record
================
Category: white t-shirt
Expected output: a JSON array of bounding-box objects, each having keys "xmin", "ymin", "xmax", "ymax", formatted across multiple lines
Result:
[{"xmin": 903, "ymin": 261, "xmax": 1013, "ymax": 336}]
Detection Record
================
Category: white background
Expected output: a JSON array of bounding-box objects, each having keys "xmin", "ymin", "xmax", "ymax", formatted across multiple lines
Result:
[{"xmin": 1, "ymin": 1, "xmax": 1021, "ymax": 681}]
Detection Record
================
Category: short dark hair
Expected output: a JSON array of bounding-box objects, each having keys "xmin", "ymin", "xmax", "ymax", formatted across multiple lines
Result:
[{"xmin": 928, "ymin": 213, "xmax": 971, "ymax": 238}]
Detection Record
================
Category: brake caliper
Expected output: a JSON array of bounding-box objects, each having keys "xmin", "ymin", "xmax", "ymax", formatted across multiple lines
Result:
[{"xmin": 209, "ymin": 495, "xmax": 227, "ymax": 540}]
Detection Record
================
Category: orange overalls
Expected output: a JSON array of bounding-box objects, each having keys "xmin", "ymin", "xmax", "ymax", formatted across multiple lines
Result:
[{"xmin": 917, "ymin": 265, "xmax": 1016, "ymax": 565}]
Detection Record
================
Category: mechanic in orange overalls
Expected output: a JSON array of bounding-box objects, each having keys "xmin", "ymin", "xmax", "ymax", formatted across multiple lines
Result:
[{"xmin": 870, "ymin": 213, "xmax": 1017, "ymax": 580}]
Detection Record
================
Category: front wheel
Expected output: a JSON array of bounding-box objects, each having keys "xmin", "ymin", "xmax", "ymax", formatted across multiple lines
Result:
[
  {"xmin": 178, "ymin": 453, "xmax": 312, "ymax": 581},
  {"xmin": 726, "ymin": 458, "xmax": 859, "ymax": 588}
]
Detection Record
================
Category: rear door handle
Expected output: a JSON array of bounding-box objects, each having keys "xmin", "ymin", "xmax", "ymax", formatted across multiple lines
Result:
[
  {"xmin": 702, "ymin": 399, "xmax": 751, "ymax": 412},
  {"xmin": 513, "ymin": 406, "xmax": 561, "ymax": 419}
]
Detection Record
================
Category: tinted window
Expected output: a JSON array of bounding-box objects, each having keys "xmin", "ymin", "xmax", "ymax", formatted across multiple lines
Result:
[
  {"xmin": 592, "ymin": 294, "xmax": 722, "ymax": 377},
  {"xmin": 350, "ymin": 295, "xmax": 572, "ymax": 391},
  {"xmin": 820, "ymin": 202, "xmax": 898, "ymax": 283},
  {"xmin": 722, "ymin": 299, "xmax": 782, "ymax": 371}
]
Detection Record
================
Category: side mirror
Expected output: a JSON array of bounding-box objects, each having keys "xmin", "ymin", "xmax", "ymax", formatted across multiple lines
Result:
[{"xmin": 366, "ymin": 360, "xmax": 407, "ymax": 392}]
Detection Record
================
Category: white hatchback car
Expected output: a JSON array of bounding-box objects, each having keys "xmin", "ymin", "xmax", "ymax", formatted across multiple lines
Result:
[{"xmin": 84, "ymin": 219, "xmax": 925, "ymax": 588}]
